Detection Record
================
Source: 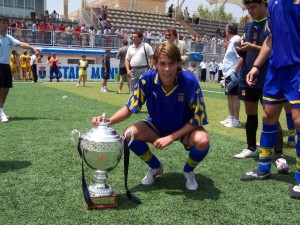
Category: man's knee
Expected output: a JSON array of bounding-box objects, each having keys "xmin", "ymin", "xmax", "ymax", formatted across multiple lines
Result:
[{"xmin": 193, "ymin": 132, "xmax": 210, "ymax": 150}]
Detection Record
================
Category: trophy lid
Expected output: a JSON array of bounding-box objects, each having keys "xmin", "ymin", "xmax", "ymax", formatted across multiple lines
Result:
[{"xmin": 81, "ymin": 113, "xmax": 122, "ymax": 143}]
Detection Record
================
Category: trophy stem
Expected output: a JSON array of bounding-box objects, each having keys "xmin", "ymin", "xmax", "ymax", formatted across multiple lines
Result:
[{"xmin": 88, "ymin": 170, "xmax": 113, "ymax": 197}]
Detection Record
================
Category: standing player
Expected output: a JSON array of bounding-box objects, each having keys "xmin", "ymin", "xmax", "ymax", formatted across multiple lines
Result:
[
  {"xmin": 77, "ymin": 55, "xmax": 88, "ymax": 87},
  {"xmin": 241, "ymin": 0, "xmax": 300, "ymax": 199},
  {"xmin": 233, "ymin": 0, "xmax": 289, "ymax": 174},
  {"xmin": 0, "ymin": 16, "xmax": 39, "ymax": 122},
  {"xmin": 92, "ymin": 42, "xmax": 210, "ymax": 191},
  {"xmin": 19, "ymin": 50, "xmax": 29, "ymax": 81},
  {"xmin": 101, "ymin": 48, "xmax": 111, "ymax": 92}
]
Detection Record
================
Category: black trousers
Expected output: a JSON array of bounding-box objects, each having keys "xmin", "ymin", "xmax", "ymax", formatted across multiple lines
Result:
[
  {"xmin": 200, "ymin": 69, "xmax": 207, "ymax": 82},
  {"xmin": 31, "ymin": 64, "xmax": 37, "ymax": 82}
]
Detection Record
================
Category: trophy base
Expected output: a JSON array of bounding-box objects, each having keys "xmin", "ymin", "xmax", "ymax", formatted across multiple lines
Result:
[{"xmin": 87, "ymin": 191, "xmax": 118, "ymax": 209}]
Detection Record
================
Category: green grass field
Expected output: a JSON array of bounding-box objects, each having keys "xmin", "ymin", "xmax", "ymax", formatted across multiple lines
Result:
[{"xmin": 0, "ymin": 81, "xmax": 298, "ymax": 225}]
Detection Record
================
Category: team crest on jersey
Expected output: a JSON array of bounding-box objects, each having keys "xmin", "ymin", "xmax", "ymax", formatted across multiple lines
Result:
[
  {"xmin": 178, "ymin": 93, "xmax": 184, "ymax": 102},
  {"xmin": 38, "ymin": 66, "xmax": 46, "ymax": 79}
]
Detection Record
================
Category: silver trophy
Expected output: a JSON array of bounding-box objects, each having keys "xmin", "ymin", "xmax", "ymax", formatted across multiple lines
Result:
[{"xmin": 71, "ymin": 113, "xmax": 134, "ymax": 209}]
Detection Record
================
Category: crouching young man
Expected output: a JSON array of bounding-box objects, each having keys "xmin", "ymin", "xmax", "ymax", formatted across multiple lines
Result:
[{"xmin": 92, "ymin": 42, "xmax": 210, "ymax": 190}]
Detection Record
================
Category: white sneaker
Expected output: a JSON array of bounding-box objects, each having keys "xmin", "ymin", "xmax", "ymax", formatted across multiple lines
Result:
[
  {"xmin": 234, "ymin": 149, "xmax": 258, "ymax": 159},
  {"xmin": 141, "ymin": 164, "xmax": 163, "ymax": 186},
  {"xmin": 183, "ymin": 171, "xmax": 198, "ymax": 191},
  {"xmin": 100, "ymin": 87, "xmax": 107, "ymax": 93},
  {"xmin": 220, "ymin": 116, "xmax": 231, "ymax": 125},
  {"xmin": 0, "ymin": 112, "xmax": 9, "ymax": 122},
  {"xmin": 224, "ymin": 119, "xmax": 241, "ymax": 128},
  {"xmin": 275, "ymin": 157, "xmax": 289, "ymax": 173}
]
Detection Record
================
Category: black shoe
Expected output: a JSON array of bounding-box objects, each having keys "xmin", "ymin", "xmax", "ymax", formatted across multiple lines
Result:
[
  {"xmin": 290, "ymin": 182, "xmax": 300, "ymax": 199},
  {"xmin": 240, "ymin": 169, "xmax": 271, "ymax": 181}
]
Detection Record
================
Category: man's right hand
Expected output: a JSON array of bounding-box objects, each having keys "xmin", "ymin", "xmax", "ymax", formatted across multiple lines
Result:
[
  {"xmin": 246, "ymin": 67, "xmax": 259, "ymax": 86},
  {"xmin": 127, "ymin": 70, "xmax": 132, "ymax": 77}
]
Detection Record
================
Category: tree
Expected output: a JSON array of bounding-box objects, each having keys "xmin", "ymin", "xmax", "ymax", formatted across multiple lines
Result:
[
  {"xmin": 197, "ymin": 3, "xmax": 235, "ymax": 21},
  {"xmin": 198, "ymin": 4, "xmax": 212, "ymax": 20}
]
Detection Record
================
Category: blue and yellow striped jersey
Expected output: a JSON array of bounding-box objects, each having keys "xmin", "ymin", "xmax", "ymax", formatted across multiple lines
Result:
[
  {"xmin": 266, "ymin": 0, "xmax": 300, "ymax": 69},
  {"xmin": 125, "ymin": 69, "xmax": 208, "ymax": 137}
]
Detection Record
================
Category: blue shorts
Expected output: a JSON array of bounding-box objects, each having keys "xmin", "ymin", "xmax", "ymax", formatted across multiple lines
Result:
[{"xmin": 263, "ymin": 65, "xmax": 300, "ymax": 108}]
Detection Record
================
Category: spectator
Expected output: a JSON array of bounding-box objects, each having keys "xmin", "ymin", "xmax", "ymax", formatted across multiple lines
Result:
[
  {"xmin": 65, "ymin": 24, "xmax": 74, "ymax": 46},
  {"xmin": 36, "ymin": 54, "xmax": 43, "ymax": 63},
  {"xmin": 38, "ymin": 21, "xmax": 47, "ymax": 44},
  {"xmin": 125, "ymin": 31, "xmax": 154, "ymax": 92},
  {"xmin": 30, "ymin": 11, "xmax": 36, "ymax": 20},
  {"xmin": 81, "ymin": 23, "xmax": 87, "ymax": 47},
  {"xmin": 217, "ymin": 60, "xmax": 223, "ymax": 83},
  {"xmin": 89, "ymin": 26, "xmax": 96, "ymax": 48},
  {"xmin": 188, "ymin": 64, "xmax": 197, "ymax": 76},
  {"xmin": 101, "ymin": 48, "xmax": 111, "ymax": 92},
  {"xmin": 208, "ymin": 58, "xmax": 218, "ymax": 82},
  {"xmin": 199, "ymin": 58, "xmax": 207, "ymax": 82},
  {"xmin": 95, "ymin": 25, "xmax": 102, "ymax": 47},
  {"xmin": 168, "ymin": 4, "xmax": 173, "ymax": 18},
  {"xmin": 44, "ymin": 10, "xmax": 50, "ymax": 21},
  {"xmin": 116, "ymin": 39, "xmax": 129, "ymax": 94},
  {"xmin": 184, "ymin": 7, "xmax": 189, "ymax": 21},
  {"xmin": 99, "ymin": 5, "xmax": 105, "ymax": 21},
  {"xmin": 220, "ymin": 23, "xmax": 242, "ymax": 128},
  {"xmin": 29, "ymin": 51, "xmax": 38, "ymax": 83},
  {"xmin": 74, "ymin": 25, "xmax": 81, "ymax": 46},
  {"xmin": 50, "ymin": 10, "xmax": 59, "ymax": 23},
  {"xmin": 145, "ymin": 29, "xmax": 152, "ymax": 44},
  {"xmin": 103, "ymin": 6, "xmax": 108, "ymax": 21},
  {"xmin": 31, "ymin": 21, "xmax": 37, "ymax": 43},
  {"xmin": 49, "ymin": 53, "xmax": 60, "ymax": 82},
  {"xmin": 164, "ymin": 27, "xmax": 189, "ymax": 69}
]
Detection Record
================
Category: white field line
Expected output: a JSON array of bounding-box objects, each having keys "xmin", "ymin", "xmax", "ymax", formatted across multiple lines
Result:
[{"xmin": 202, "ymin": 89, "xmax": 224, "ymax": 95}]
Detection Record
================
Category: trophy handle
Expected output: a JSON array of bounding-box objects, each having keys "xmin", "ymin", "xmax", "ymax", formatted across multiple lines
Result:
[
  {"xmin": 124, "ymin": 130, "xmax": 134, "ymax": 146},
  {"xmin": 71, "ymin": 129, "xmax": 81, "ymax": 146}
]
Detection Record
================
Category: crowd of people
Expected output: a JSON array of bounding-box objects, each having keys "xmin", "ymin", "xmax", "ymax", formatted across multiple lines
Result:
[{"xmin": 1, "ymin": 0, "xmax": 299, "ymax": 201}]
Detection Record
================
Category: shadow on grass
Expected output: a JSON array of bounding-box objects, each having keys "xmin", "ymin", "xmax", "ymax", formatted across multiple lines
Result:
[
  {"xmin": 0, "ymin": 160, "xmax": 32, "ymax": 173},
  {"xmin": 118, "ymin": 172, "xmax": 221, "ymax": 208}
]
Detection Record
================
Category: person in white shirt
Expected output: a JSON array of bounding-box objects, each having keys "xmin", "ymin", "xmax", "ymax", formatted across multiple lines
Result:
[
  {"xmin": 125, "ymin": 31, "xmax": 154, "ymax": 92},
  {"xmin": 199, "ymin": 58, "xmax": 207, "ymax": 82},
  {"xmin": 220, "ymin": 23, "xmax": 242, "ymax": 128},
  {"xmin": 29, "ymin": 51, "xmax": 37, "ymax": 82}
]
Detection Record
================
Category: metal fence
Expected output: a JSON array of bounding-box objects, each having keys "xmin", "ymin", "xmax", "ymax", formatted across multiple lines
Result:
[{"xmin": 7, "ymin": 27, "xmax": 225, "ymax": 55}]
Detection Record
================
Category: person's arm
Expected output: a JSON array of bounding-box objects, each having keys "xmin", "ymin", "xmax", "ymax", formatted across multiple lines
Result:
[
  {"xmin": 233, "ymin": 57, "xmax": 243, "ymax": 74},
  {"xmin": 18, "ymin": 42, "xmax": 39, "ymax": 53},
  {"xmin": 247, "ymin": 35, "xmax": 272, "ymax": 86},
  {"xmin": 125, "ymin": 59, "xmax": 131, "ymax": 75},
  {"xmin": 236, "ymin": 41, "xmax": 262, "ymax": 52},
  {"xmin": 92, "ymin": 106, "xmax": 132, "ymax": 127},
  {"xmin": 181, "ymin": 43, "xmax": 190, "ymax": 63},
  {"xmin": 148, "ymin": 55, "xmax": 154, "ymax": 70}
]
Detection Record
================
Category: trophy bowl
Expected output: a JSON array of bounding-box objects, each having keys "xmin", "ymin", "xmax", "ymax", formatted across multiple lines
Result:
[{"xmin": 71, "ymin": 114, "xmax": 134, "ymax": 209}]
